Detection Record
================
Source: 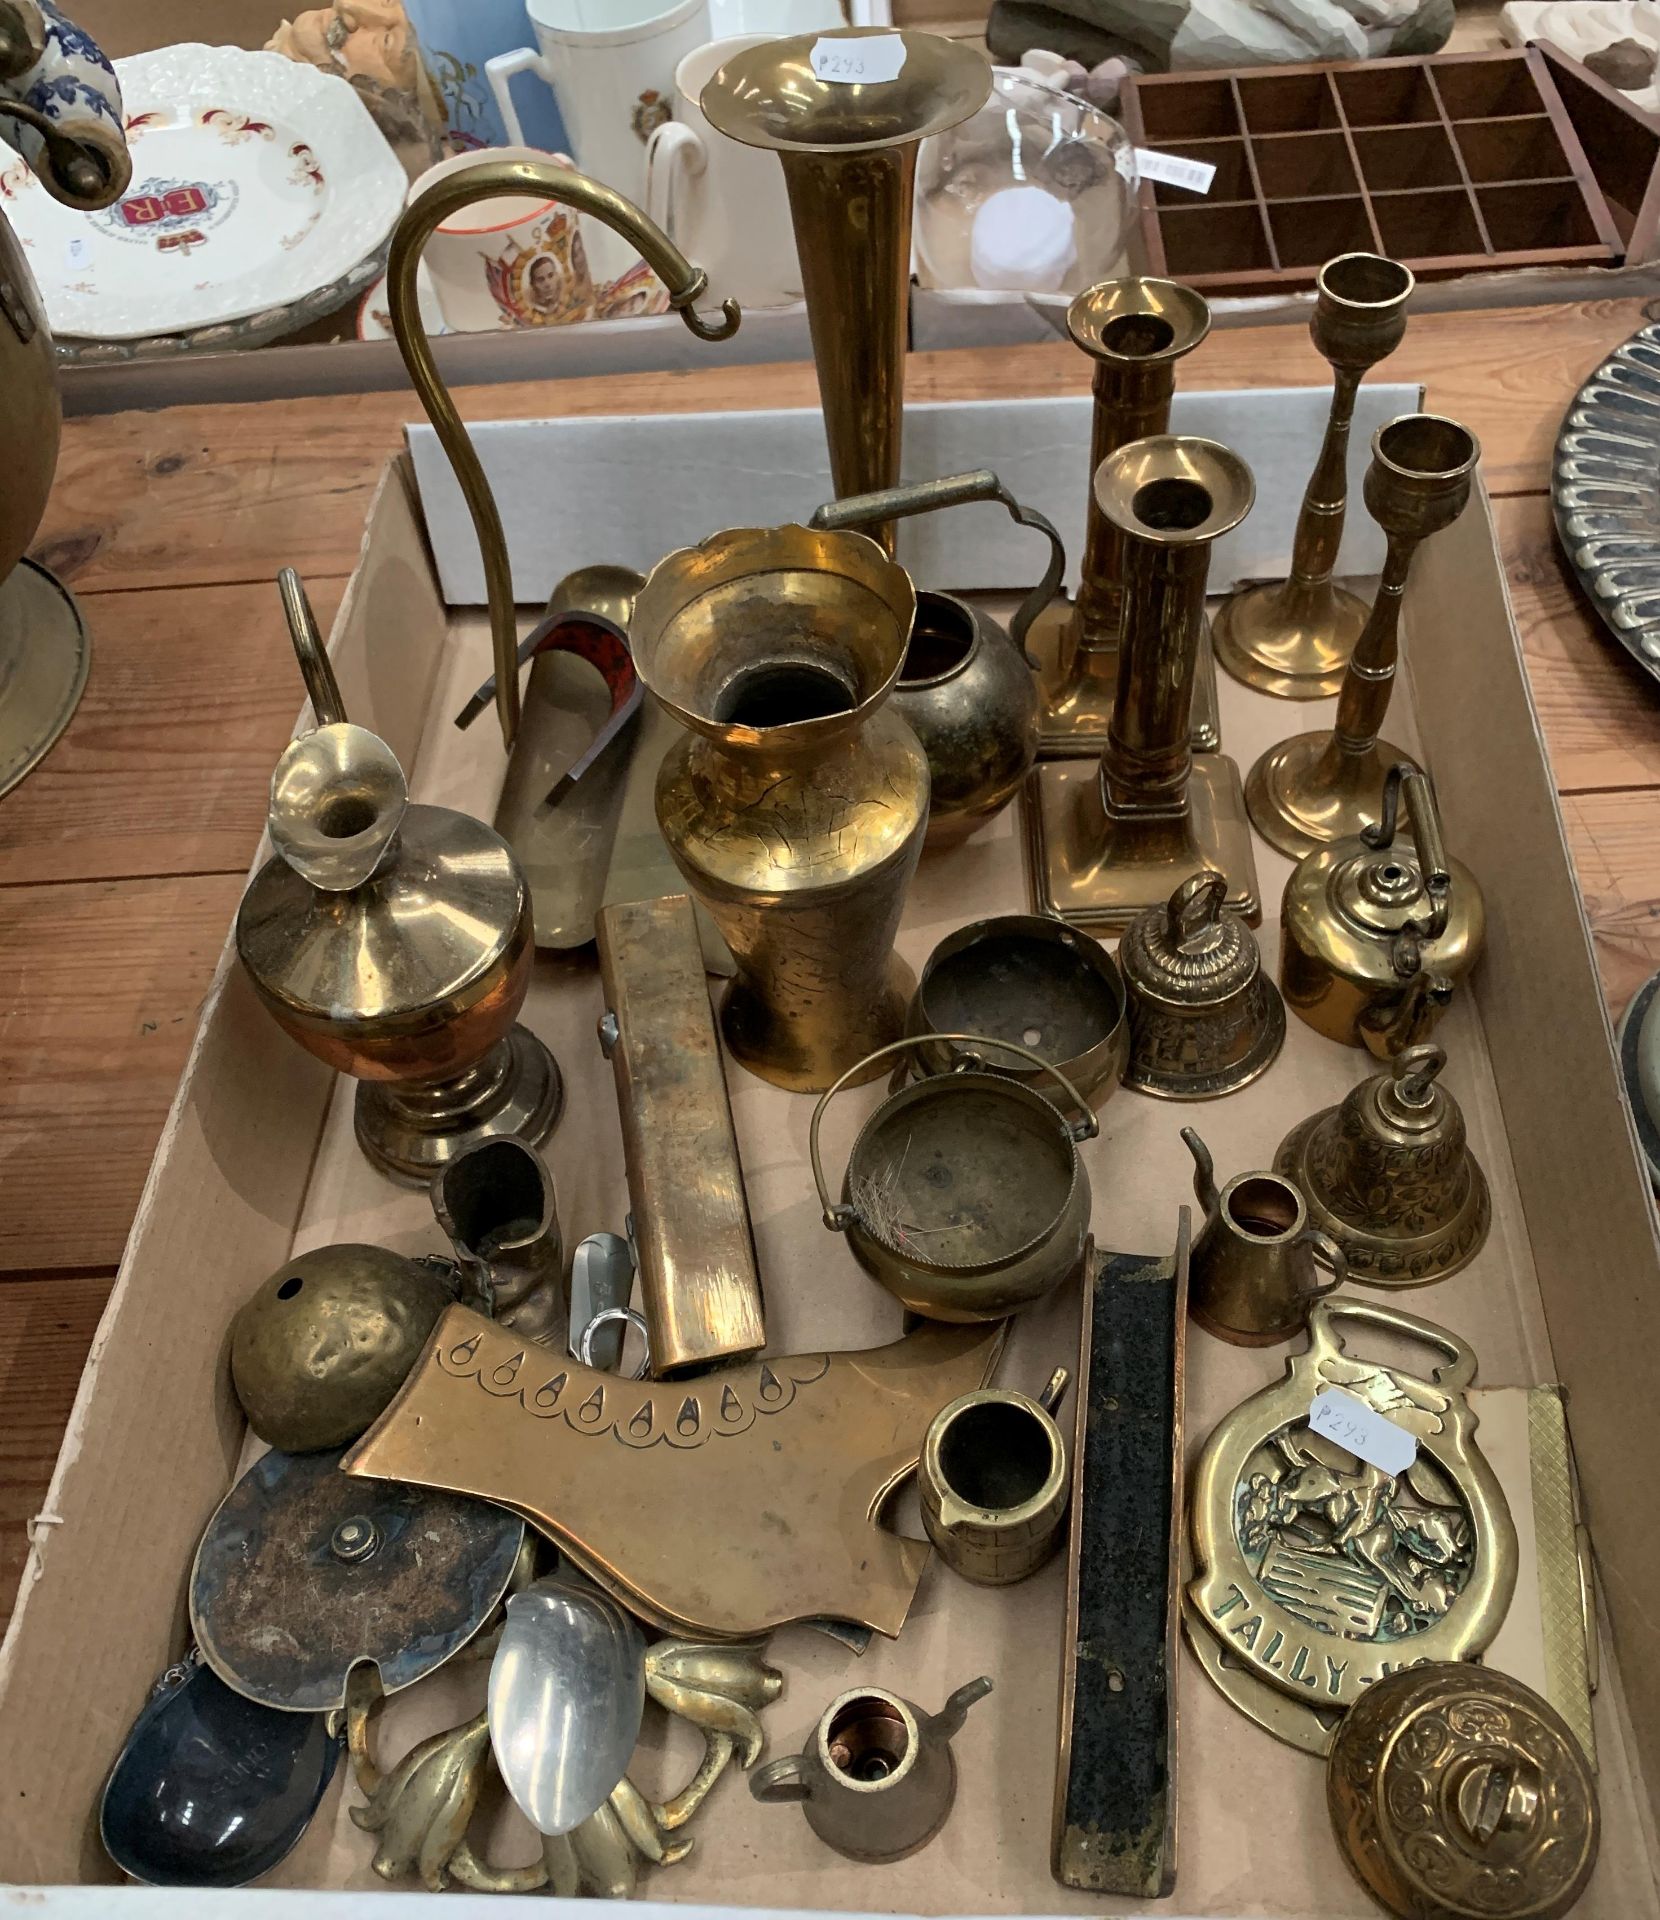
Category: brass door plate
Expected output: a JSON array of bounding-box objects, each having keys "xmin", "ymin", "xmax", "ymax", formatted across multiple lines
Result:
[{"xmin": 1022, "ymin": 755, "xmax": 1261, "ymax": 931}]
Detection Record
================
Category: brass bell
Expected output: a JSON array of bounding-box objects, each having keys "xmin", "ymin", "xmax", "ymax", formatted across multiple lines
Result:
[
  {"xmin": 1120, "ymin": 870, "xmax": 1285, "ymax": 1099},
  {"xmin": 1276, "ymin": 1043, "xmax": 1490, "ymax": 1288}
]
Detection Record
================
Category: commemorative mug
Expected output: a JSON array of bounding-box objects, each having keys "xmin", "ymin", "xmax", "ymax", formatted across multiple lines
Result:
[
  {"xmin": 486, "ymin": 0, "xmax": 712, "ymax": 282},
  {"xmin": 407, "ymin": 146, "xmax": 596, "ymax": 332},
  {"xmin": 644, "ymin": 34, "xmax": 804, "ymax": 307},
  {"xmin": 404, "ymin": 0, "xmax": 568, "ymax": 154}
]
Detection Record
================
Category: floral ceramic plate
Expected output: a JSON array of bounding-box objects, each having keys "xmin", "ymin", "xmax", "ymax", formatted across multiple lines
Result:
[{"xmin": 3, "ymin": 42, "xmax": 405, "ymax": 340}]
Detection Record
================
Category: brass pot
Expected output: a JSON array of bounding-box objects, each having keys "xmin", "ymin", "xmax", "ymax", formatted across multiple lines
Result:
[
  {"xmin": 630, "ymin": 522, "xmax": 927, "ymax": 1093},
  {"xmin": 918, "ymin": 1373, "xmax": 1070, "ymax": 1584},
  {"xmin": 811, "ymin": 1035, "xmax": 1097, "ymax": 1322},
  {"xmin": 908, "ymin": 913, "xmax": 1127, "ymax": 1111}
]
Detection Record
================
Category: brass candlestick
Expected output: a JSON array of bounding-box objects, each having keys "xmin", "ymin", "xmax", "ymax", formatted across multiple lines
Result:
[
  {"xmin": 1247, "ymin": 414, "xmax": 1479, "ymax": 858},
  {"xmin": 701, "ymin": 29, "xmax": 990, "ymax": 552},
  {"xmin": 1211, "ymin": 252, "xmax": 1414, "ymax": 699},
  {"xmin": 1028, "ymin": 276, "xmax": 1219, "ymax": 754},
  {"xmin": 1024, "ymin": 435, "xmax": 1262, "ymax": 930}
]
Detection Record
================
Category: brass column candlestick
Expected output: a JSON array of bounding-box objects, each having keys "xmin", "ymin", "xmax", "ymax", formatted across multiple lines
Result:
[
  {"xmin": 1024, "ymin": 435, "xmax": 1262, "ymax": 930},
  {"xmin": 1029, "ymin": 276, "xmax": 1219, "ymax": 754},
  {"xmin": 700, "ymin": 29, "xmax": 990, "ymax": 551},
  {"xmin": 1211, "ymin": 252, "xmax": 1414, "ymax": 699},
  {"xmin": 1247, "ymin": 414, "xmax": 1479, "ymax": 858}
]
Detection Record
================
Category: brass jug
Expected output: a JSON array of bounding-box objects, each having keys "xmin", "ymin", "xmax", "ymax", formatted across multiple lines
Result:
[
  {"xmin": 235, "ymin": 572, "xmax": 562, "ymax": 1184},
  {"xmin": 629, "ymin": 523, "xmax": 926, "ymax": 1093},
  {"xmin": 1280, "ymin": 763, "xmax": 1484, "ymax": 1055},
  {"xmin": 1276, "ymin": 1043, "xmax": 1491, "ymax": 1288}
]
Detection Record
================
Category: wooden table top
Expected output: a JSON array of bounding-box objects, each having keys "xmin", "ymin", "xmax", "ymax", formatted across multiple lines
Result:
[{"xmin": 3, "ymin": 297, "xmax": 1658, "ymax": 1628}]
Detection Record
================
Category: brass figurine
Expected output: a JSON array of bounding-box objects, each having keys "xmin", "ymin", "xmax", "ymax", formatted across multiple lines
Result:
[
  {"xmin": 1281, "ymin": 763, "xmax": 1485, "ymax": 1055},
  {"xmin": 810, "ymin": 468, "xmax": 1062, "ymax": 846},
  {"xmin": 1120, "ymin": 871, "xmax": 1285, "ymax": 1098},
  {"xmin": 750, "ymin": 1678, "xmax": 993, "ymax": 1863},
  {"xmin": 343, "ymin": 1303, "xmax": 1005, "ymax": 1641},
  {"xmin": 1247, "ymin": 413, "xmax": 1481, "ymax": 857},
  {"xmin": 1023, "ymin": 435, "xmax": 1262, "ymax": 929},
  {"xmin": 229, "ymin": 1243, "xmax": 455, "ymax": 1453},
  {"xmin": 1212, "ymin": 252, "xmax": 1415, "ymax": 698},
  {"xmin": 235, "ymin": 572, "xmax": 562, "ymax": 1184},
  {"xmin": 1327, "ymin": 1664, "xmax": 1599, "ymax": 1920},
  {"xmin": 1028, "ymin": 276, "xmax": 1219, "ymax": 754},
  {"xmin": 389, "ymin": 162, "xmax": 739, "ymax": 747},
  {"xmin": 1189, "ymin": 1298, "xmax": 1517, "ymax": 1712},
  {"xmin": 701, "ymin": 29, "xmax": 991, "ymax": 549},
  {"xmin": 629, "ymin": 520, "xmax": 925, "ymax": 1093},
  {"xmin": 597, "ymin": 893, "xmax": 766, "ymax": 1374},
  {"xmin": 919, "ymin": 1370, "xmax": 1071, "ymax": 1585},
  {"xmin": 812, "ymin": 1035, "xmax": 1097, "ymax": 1322},
  {"xmin": 1277, "ymin": 1044, "xmax": 1492, "ymax": 1288},
  {"xmin": 433, "ymin": 1135, "xmax": 564, "ymax": 1348},
  {"xmin": 1184, "ymin": 1129, "xmax": 1345, "ymax": 1346},
  {"xmin": 908, "ymin": 914, "xmax": 1128, "ymax": 1112}
]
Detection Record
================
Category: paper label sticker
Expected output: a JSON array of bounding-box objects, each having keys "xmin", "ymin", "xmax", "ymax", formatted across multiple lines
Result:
[
  {"xmin": 64, "ymin": 235, "xmax": 89, "ymax": 269},
  {"xmin": 810, "ymin": 34, "xmax": 906, "ymax": 85},
  {"xmin": 1308, "ymin": 1387, "xmax": 1418, "ymax": 1476},
  {"xmin": 1134, "ymin": 147, "xmax": 1215, "ymax": 195}
]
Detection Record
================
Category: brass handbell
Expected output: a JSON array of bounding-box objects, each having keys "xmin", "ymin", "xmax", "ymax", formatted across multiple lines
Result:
[{"xmin": 1276, "ymin": 1043, "xmax": 1491, "ymax": 1288}]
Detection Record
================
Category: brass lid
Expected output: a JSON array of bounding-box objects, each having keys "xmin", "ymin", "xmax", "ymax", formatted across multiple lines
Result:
[
  {"xmin": 1327, "ymin": 1663, "xmax": 1599, "ymax": 1920},
  {"xmin": 1120, "ymin": 870, "xmax": 1263, "ymax": 1010}
]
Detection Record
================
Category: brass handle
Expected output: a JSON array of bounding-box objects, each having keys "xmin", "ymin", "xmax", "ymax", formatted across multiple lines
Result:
[
  {"xmin": 0, "ymin": 97, "xmax": 114, "ymax": 204},
  {"xmin": 278, "ymin": 567, "xmax": 348, "ymax": 729},
  {"xmin": 0, "ymin": 1, "xmax": 43, "ymax": 80},
  {"xmin": 1167, "ymin": 870, "xmax": 1226, "ymax": 949},
  {"xmin": 1296, "ymin": 1229, "xmax": 1347, "ymax": 1301},
  {"xmin": 1366, "ymin": 763, "xmax": 1452, "ymax": 950},
  {"xmin": 809, "ymin": 1032, "xmax": 1098, "ymax": 1231},
  {"xmin": 387, "ymin": 160, "xmax": 741, "ymax": 749},
  {"xmin": 1307, "ymin": 1294, "xmax": 1478, "ymax": 1395},
  {"xmin": 750, "ymin": 1754, "xmax": 812, "ymax": 1804},
  {"xmin": 808, "ymin": 469, "xmax": 1066, "ymax": 668}
]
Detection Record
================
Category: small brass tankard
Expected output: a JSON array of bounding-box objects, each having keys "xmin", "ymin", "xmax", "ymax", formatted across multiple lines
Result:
[{"xmin": 919, "ymin": 1370, "xmax": 1070, "ymax": 1584}]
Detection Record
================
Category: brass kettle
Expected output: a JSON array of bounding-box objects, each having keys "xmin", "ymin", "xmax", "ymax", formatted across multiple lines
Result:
[
  {"xmin": 1276, "ymin": 1043, "xmax": 1491, "ymax": 1288},
  {"xmin": 1280, "ymin": 763, "xmax": 1484, "ymax": 1056}
]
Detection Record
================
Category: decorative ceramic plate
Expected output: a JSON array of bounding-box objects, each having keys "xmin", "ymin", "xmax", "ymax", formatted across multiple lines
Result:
[
  {"xmin": 3, "ymin": 43, "xmax": 405, "ymax": 340},
  {"xmin": 1553, "ymin": 321, "xmax": 1660, "ymax": 678}
]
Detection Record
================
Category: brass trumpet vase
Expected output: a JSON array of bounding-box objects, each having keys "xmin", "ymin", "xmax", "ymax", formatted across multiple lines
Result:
[
  {"xmin": 1247, "ymin": 414, "xmax": 1480, "ymax": 858},
  {"xmin": 1211, "ymin": 252, "xmax": 1414, "ymax": 699},
  {"xmin": 701, "ymin": 28, "xmax": 990, "ymax": 548},
  {"xmin": 235, "ymin": 572, "xmax": 562, "ymax": 1184},
  {"xmin": 1024, "ymin": 434, "xmax": 1262, "ymax": 930},
  {"xmin": 1028, "ymin": 275, "xmax": 1220, "ymax": 754},
  {"xmin": 629, "ymin": 522, "xmax": 927, "ymax": 1093}
]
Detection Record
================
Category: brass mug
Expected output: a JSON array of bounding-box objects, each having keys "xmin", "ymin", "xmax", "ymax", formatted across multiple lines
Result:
[
  {"xmin": 919, "ymin": 1371, "xmax": 1069, "ymax": 1585},
  {"xmin": 750, "ymin": 1677, "xmax": 993, "ymax": 1862},
  {"xmin": 1183, "ymin": 1128, "xmax": 1345, "ymax": 1346}
]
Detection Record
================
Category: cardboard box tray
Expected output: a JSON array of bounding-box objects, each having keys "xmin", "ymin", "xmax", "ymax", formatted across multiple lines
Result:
[{"xmin": 3, "ymin": 389, "xmax": 1660, "ymax": 1913}]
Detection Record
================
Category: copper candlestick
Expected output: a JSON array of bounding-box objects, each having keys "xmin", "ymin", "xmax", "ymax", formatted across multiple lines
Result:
[
  {"xmin": 1211, "ymin": 253, "xmax": 1414, "ymax": 700},
  {"xmin": 1024, "ymin": 435, "xmax": 1261, "ymax": 930},
  {"xmin": 1027, "ymin": 276, "xmax": 1218, "ymax": 753},
  {"xmin": 1247, "ymin": 414, "xmax": 1479, "ymax": 858}
]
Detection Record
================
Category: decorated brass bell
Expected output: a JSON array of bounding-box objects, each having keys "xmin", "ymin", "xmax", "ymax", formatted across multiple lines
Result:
[
  {"xmin": 1280, "ymin": 763, "xmax": 1483, "ymax": 1056},
  {"xmin": 1276, "ymin": 1043, "xmax": 1491, "ymax": 1288},
  {"xmin": 1120, "ymin": 870, "xmax": 1285, "ymax": 1099}
]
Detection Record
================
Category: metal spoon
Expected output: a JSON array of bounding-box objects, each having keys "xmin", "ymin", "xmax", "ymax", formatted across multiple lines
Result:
[{"xmin": 487, "ymin": 1574, "xmax": 646, "ymax": 1836}]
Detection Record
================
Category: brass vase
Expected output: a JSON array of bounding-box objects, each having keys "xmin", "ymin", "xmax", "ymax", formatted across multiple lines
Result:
[
  {"xmin": 1028, "ymin": 276, "xmax": 1218, "ymax": 754},
  {"xmin": 1211, "ymin": 252, "xmax": 1414, "ymax": 698},
  {"xmin": 700, "ymin": 28, "xmax": 990, "ymax": 549},
  {"xmin": 629, "ymin": 522, "xmax": 927, "ymax": 1093},
  {"xmin": 236, "ymin": 571, "xmax": 562, "ymax": 1183}
]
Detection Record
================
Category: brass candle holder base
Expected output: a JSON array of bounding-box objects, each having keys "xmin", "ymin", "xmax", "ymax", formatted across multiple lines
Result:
[
  {"xmin": 1028, "ymin": 595, "xmax": 1222, "ymax": 754},
  {"xmin": 1022, "ymin": 756, "xmax": 1260, "ymax": 931},
  {"xmin": 1244, "ymin": 730, "xmax": 1419, "ymax": 860},
  {"xmin": 356, "ymin": 1024, "xmax": 564, "ymax": 1187},
  {"xmin": 1209, "ymin": 578, "xmax": 1370, "ymax": 700}
]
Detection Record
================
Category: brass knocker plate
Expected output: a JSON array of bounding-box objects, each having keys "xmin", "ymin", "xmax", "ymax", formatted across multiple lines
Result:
[{"xmin": 1188, "ymin": 1297, "xmax": 1516, "ymax": 1710}]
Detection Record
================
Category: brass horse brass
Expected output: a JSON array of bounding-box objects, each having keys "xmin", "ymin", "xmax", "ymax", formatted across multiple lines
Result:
[
  {"xmin": 1189, "ymin": 1297, "xmax": 1516, "ymax": 1712},
  {"xmin": 344, "ymin": 1304, "xmax": 1005, "ymax": 1641}
]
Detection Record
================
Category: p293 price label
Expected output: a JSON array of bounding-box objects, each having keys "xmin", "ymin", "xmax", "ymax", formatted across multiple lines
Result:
[
  {"xmin": 809, "ymin": 34, "xmax": 907, "ymax": 85},
  {"xmin": 1307, "ymin": 1386, "xmax": 1418, "ymax": 1476}
]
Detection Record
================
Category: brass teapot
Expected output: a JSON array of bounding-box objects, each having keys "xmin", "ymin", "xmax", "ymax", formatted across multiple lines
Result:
[{"xmin": 1280, "ymin": 763, "xmax": 1484, "ymax": 1055}]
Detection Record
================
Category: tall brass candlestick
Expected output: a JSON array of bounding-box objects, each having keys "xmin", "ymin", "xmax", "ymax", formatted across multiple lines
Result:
[
  {"xmin": 1024, "ymin": 435, "xmax": 1262, "ymax": 930},
  {"xmin": 1211, "ymin": 253, "xmax": 1413, "ymax": 700},
  {"xmin": 1029, "ymin": 277, "xmax": 1218, "ymax": 754},
  {"xmin": 1246, "ymin": 414, "xmax": 1479, "ymax": 859},
  {"xmin": 701, "ymin": 29, "xmax": 989, "ymax": 553}
]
